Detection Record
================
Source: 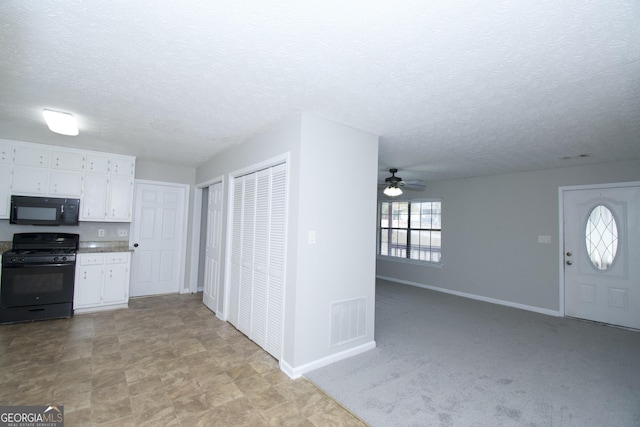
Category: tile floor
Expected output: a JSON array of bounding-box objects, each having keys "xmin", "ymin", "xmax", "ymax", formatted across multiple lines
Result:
[{"xmin": 0, "ymin": 293, "xmax": 368, "ymax": 426}]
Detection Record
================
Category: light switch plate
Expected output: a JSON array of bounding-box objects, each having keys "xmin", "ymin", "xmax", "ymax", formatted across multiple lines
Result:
[
  {"xmin": 308, "ymin": 230, "xmax": 316, "ymax": 245},
  {"xmin": 98, "ymin": 229, "xmax": 105, "ymax": 237},
  {"xmin": 538, "ymin": 235, "xmax": 551, "ymax": 244}
]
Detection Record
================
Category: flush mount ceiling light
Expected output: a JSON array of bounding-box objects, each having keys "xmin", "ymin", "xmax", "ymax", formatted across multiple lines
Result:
[{"xmin": 43, "ymin": 109, "xmax": 79, "ymax": 136}]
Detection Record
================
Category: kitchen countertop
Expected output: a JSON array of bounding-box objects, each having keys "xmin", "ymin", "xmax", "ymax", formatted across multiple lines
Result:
[
  {"xmin": 78, "ymin": 241, "xmax": 132, "ymax": 253},
  {"xmin": 0, "ymin": 240, "xmax": 132, "ymax": 254}
]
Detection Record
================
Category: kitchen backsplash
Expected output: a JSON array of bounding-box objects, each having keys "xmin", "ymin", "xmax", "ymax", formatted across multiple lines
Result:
[{"xmin": 0, "ymin": 221, "xmax": 130, "ymax": 242}]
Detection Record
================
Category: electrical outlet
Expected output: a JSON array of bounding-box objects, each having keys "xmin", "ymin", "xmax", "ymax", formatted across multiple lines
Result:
[
  {"xmin": 538, "ymin": 235, "xmax": 551, "ymax": 244},
  {"xmin": 98, "ymin": 229, "xmax": 105, "ymax": 237},
  {"xmin": 118, "ymin": 229, "xmax": 128, "ymax": 237}
]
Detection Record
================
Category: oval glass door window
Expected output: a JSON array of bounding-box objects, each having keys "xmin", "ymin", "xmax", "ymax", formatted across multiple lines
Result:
[{"xmin": 585, "ymin": 205, "xmax": 618, "ymax": 270}]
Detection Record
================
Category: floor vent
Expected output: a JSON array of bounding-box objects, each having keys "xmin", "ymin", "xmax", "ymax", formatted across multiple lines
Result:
[{"xmin": 330, "ymin": 297, "xmax": 367, "ymax": 348}]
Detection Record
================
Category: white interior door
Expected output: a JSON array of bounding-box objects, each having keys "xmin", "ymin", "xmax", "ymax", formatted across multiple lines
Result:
[
  {"xmin": 203, "ymin": 182, "xmax": 223, "ymax": 313},
  {"xmin": 563, "ymin": 184, "xmax": 640, "ymax": 329},
  {"xmin": 130, "ymin": 181, "xmax": 187, "ymax": 297}
]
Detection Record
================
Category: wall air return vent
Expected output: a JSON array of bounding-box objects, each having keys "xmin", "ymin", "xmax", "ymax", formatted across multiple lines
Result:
[{"xmin": 330, "ymin": 297, "xmax": 367, "ymax": 348}]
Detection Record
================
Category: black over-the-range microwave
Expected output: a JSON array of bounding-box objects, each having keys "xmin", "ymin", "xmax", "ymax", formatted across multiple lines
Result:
[{"xmin": 10, "ymin": 195, "xmax": 80, "ymax": 226}]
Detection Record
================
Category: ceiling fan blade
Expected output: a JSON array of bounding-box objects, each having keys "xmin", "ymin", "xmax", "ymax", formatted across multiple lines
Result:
[
  {"xmin": 379, "ymin": 168, "xmax": 425, "ymax": 191},
  {"xmin": 402, "ymin": 180, "xmax": 426, "ymax": 190}
]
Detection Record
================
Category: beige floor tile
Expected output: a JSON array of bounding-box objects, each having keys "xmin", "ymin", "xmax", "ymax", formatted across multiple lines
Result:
[{"xmin": 0, "ymin": 293, "xmax": 369, "ymax": 427}]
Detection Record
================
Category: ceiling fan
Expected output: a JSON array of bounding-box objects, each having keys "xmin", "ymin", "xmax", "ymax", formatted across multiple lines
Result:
[{"xmin": 381, "ymin": 168, "xmax": 426, "ymax": 196}]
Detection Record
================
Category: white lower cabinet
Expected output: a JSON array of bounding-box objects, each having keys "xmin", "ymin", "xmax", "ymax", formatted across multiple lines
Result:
[{"xmin": 74, "ymin": 252, "xmax": 131, "ymax": 313}]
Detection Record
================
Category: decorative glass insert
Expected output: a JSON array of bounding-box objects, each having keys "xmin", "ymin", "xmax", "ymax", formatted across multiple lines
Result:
[{"xmin": 585, "ymin": 205, "xmax": 618, "ymax": 270}]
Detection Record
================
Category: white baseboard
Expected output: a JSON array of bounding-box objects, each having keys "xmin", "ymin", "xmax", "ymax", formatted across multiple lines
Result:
[
  {"xmin": 376, "ymin": 275, "xmax": 561, "ymax": 317},
  {"xmin": 280, "ymin": 340, "xmax": 377, "ymax": 379},
  {"xmin": 74, "ymin": 303, "xmax": 128, "ymax": 314}
]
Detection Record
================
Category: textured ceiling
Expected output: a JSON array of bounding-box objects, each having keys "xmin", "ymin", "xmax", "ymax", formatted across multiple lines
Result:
[{"xmin": 1, "ymin": 1, "xmax": 639, "ymax": 183}]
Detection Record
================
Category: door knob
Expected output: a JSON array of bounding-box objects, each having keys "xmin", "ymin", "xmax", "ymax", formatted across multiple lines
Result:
[
  {"xmin": 133, "ymin": 243, "xmax": 139, "ymax": 247},
  {"xmin": 566, "ymin": 260, "xmax": 573, "ymax": 265},
  {"xmin": 566, "ymin": 252, "xmax": 572, "ymax": 257}
]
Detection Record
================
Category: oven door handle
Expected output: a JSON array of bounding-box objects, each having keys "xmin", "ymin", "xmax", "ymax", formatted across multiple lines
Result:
[{"xmin": 2, "ymin": 262, "xmax": 76, "ymax": 268}]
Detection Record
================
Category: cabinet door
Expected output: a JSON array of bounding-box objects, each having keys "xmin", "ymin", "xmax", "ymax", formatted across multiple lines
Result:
[
  {"xmin": 107, "ymin": 177, "xmax": 133, "ymax": 221},
  {"xmin": 11, "ymin": 167, "xmax": 48, "ymax": 194},
  {"xmin": 0, "ymin": 142, "xmax": 12, "ymax": 163},
  {"xmin": 103, "ymin": 255, "xmax": 130, "ymax": 304},
  {"xmin": 85, "ymin": 155, "xmax": 109, "ymax": 174},
  {"xmin": 51, "ymin": 151, "xmax": 84, "ymax": 171},
  {"xmin": 81, "ymin": 174, "xmax": 108, "ymax": 220},
  {"xmin": 50, "ymin": 171, "xmax": 83, "ymax": 197},
  {"xmin": 13, "ymin": 145, "xmax": 49, "ymax": 167},
  {"xmin": 0, "ymin": 165, "xmax": 11, "ymax": 218},
  {"xmin": 75, "ymin": 265, "xmax": 103, "ymax": 308},
  {"xmin": 110, "ymin": 158, "xmax": 134, "ymax": 176}
]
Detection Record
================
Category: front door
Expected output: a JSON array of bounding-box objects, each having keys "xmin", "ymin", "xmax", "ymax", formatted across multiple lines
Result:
[
  {"xmin": 130, "ymin": 181, "xmax": 187, "ymax": 297},
  {"xmin": 563, "ymin": 183, "xmax": 640, "ymax": 329},
  {"xmin": 203, "ymin": 182, "xmax": 223, "ymax": 314}
]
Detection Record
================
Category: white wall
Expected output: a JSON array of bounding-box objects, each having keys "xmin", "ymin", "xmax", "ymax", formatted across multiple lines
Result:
[
  {"xmin": 195, "ymin": 114, "xmax": 379, "ymax": 376},
  {"xmin": 291, "ymin": 114, "xmax": 378, "ymax": 368},
  {"xmin": 135, "ymin": 159, "xmax": 196, "ymax": 185},
  {"xmin": 376, "ymin": 159, "xmax": 640, "ymax": 313}
]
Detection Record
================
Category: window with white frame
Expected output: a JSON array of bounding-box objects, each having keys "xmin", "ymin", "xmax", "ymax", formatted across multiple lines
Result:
[{"xmin": 379, "ymin": 200, "xmax": 441, "ymax": 263}]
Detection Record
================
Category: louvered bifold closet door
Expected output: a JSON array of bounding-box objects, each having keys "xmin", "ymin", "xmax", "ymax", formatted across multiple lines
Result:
[
  {"xmin": 250, "ymin": 168, "xmax": 271, "ymax": 349},
  {"xmin": 228, "ymin": 162, "xmax": 287, "ymax": 360},
  {"xmin": 265, "ymin": 163, "xmax": 287, "ymax": 358},
  {"xmin": 228, "ymin": 177, "xmax": 245, "ymax": 327},
  {"xmin": 238, "ymin": 173, "xmax": 256, "ymax": 335}
]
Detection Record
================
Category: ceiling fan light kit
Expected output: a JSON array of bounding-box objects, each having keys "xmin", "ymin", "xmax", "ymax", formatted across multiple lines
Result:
[
  {"xmin": 383, "ymin": 185, "xmax": 403, "ymax": 197},
  {"xmin": 381, "ymin": 168, "xmax": 427, "ymax": 197}
]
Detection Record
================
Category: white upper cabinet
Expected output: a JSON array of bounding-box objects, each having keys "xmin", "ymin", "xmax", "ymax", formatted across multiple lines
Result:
[
  {"xmin": 85, "ymin": 155, "xmax": 110, "ymax": 174},
  {"xmin": 110, "ymin": 157, "xmax": 134, "ymax": 176},
  {"xmin": 13, "ymin": 145, "xmax": 49, "ymax": 167},
  {"xmin": 81, "ymin": 174, "xmax": 108, "ymax": 220},
  {"xmin": 0, "ymin": 140, "xmax": 135, "ymax": 221},
  {"xmin": 49, "ymin": 171, "xmax": 83, "ymax": 197},
  {"xmin": 0, "ymin": 142, "xmax": 12, "ymax": 164},
  {"xmin": 51, "ymin": 151, "xmax": 84, "ymax": 171},
  {"xmin": 106, "ymin": 176, "xmax": 133, "ymax": 220},
  {"xmin": 49, "ymin": 151, "xmax": 84, "ymax": 197},
  {"xmin": 11, "ymin": 167, "xmax": 48, "ymax": 194},
  {"xmin": 0, "ymin": 166, "xmax": 11, "ymax": 217}
]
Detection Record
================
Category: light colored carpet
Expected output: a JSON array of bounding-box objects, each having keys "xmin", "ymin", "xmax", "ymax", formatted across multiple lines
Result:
[{"xmin": 306, "ymin": 279, "xmax": 640, "ymax": 426}]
